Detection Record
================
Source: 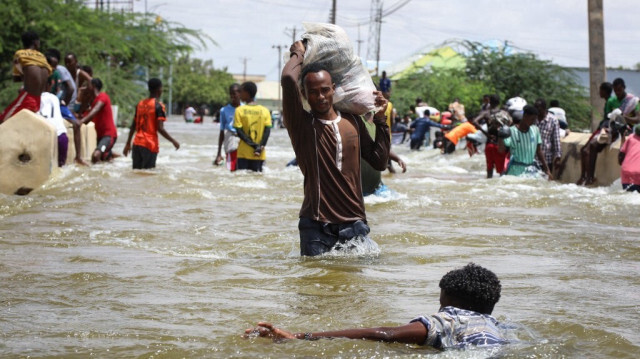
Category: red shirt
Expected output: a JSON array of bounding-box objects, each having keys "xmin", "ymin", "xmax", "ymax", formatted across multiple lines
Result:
[
  {"xmin": 91, "ymin": 92, "xmax": 117, "ymax": 139},
  {"xmin": 132, "ymin": 97, "xmax": 166, "ymax": 153}
]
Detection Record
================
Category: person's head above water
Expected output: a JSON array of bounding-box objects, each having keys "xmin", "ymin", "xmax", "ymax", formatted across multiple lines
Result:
[
  {"xmin": 148, "ymin": 78, "xmax": 162, "ymax": 97},
  {"xmin": 240, "ymin": 81, "xmax": 257, "ymax": 103},
  {"xmin": 489, "ymin": 94, "xmax": 500, "ymax": 109},
  {"xmin": 301, "ymin": 62, "xmax": 335, "ymax": 116},
  {"xmin": 22, "ymin": 31, "xmax": 40, "ymax": 50},
  {"xmin": 438, "ymin": 263, "xmax": 501, "ymax": 315},
  {"xmin": 229, "ymin": 83, "xmax": 241, "ymax": 106}
]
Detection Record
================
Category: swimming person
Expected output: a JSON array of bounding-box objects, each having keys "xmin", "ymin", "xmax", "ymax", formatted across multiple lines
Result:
[
  {"xmin": 281, "ymin": 40, "xmax": 390, "ymax": 256},
  {"xmin": 245, "ymin": 263, "xmax": 508, "ymax": 350}
]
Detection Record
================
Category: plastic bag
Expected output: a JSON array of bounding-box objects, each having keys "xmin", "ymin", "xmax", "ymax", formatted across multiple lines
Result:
[{"xmin": 300, "ymin": 22, "xmax": 377, "ymax": 115}]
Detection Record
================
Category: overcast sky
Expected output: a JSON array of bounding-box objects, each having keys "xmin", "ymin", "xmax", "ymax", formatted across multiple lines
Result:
[{"xmin": 130, "ymin": 0, "xmax": 637, "ymax": 80}]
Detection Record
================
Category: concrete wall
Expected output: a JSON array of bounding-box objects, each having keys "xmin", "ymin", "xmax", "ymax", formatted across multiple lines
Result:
[
  {"xmin": 556, "ymin": 132, "xmax": 621, "ymax": 186},
  {"xmin": 64, "ymin": 121, "xmax": 97, "ymax": 164}
]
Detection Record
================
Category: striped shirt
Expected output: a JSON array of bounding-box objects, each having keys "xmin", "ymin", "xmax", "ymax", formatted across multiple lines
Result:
[
  {"xmin": 503, "ymin": 125, "xmax": 542, "ymax": 176},
  {"xmin": 411, "ymin": 306, "xmax": 508, "ymax": 349},
  {"xmin": 537, "ymin": 112, "xmax": 562, "ymax": 165}
]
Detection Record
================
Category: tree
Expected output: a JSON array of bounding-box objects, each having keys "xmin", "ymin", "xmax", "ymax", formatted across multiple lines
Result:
[
  {"xmin": 0, "ymin": 0, "xmax": 227, "ymax": 125},
  {"xmin": 172, "ymin": 56, "xmax": 235, "ymax": 115},
  {"xmin": 391, "ymin": 41, "xmax": 591, "ymax": 129}
]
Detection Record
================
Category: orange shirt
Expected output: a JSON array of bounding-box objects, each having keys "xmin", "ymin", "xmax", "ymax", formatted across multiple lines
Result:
[
  {"xmin": 132, "ymin": 97, "xmax": 166, "ymax": 153},
  {"xmin": 445, "ymin": 122, "xmax": 477, "ymax": 145}
]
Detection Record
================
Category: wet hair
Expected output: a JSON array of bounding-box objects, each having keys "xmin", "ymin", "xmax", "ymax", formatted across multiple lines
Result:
[
  {"xmin": 600, "ymin": 82, "xmax": 613, "ymax": 97},
  {"xmin": 415, "ymin": 97, "xmax": 423, "ymax": 104},
  {"xmin": 523, "ymin": 104, "xmax": 538, "ymax": 116},
  {"xmin": 301, "ymin": 62, "xmax": 333, "ymax": 91},
  {"xmin": 81, "ymin": 65, "xmax": 93, "ymax": 76},
  {"xmin": 46, "ymin": 48, "xmax": 61, "ymax": 61},
  {"xmin": 240, "ymin": 81, "xmax": 257, "ymax": 99},
  {"xmin": 66, "ymin": 52, "xmax": 77, "ymax": 61},
  {"xmin": 439, "ymin": 263, "xmax": 501, "ymax": 314},
  {"xmin": 612, "ymin": 78, "xmax": 625, "ymax": 88},
  {"xmin": 550, "ymin": 99, "xmax": 560, "ymax": 108},
  {"xmin": 22, "ymin": 31, "xmax": 40, "ymax": 48},
  {"xmin": 423, "ymin": 109, "xmax": 431, "ymax": 117},
  {"xmin": 91, "ymin": 78, "xmax": 103, "ymax": 91},
  {"xmin": 229, "ymin": 83, "xmax": 240, "ymax": 92},
  {"xmin": 483, "ymin": 94, "xmax": 490, "ymax": 99},
  {"xmin": 148, "ymin": 78, "xmax": 162, "ymax": 93},
  {"xmin": 489, "ymin": 94, "xmax": 500, "ymax": 107},
  {"xmin": 534, "ymin": 98, "xmax": 547, "ymax": 109}
]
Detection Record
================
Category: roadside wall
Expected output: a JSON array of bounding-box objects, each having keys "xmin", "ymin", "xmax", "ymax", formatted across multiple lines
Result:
[{"xmin": 556, "ymin": 132, "xmax": 621, "ymax": 186}]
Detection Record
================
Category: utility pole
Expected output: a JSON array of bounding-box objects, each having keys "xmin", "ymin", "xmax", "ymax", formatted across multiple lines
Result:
[
  {"xmin": 357, "ymin": 23, "xmax": 364, "ymax": 58},
  {"xmin": 240, "ymin": 57, "xmax": 249, "ymax": 81},
  {"xmin": 285, "ymin": 26, "xmax": 300, "ymax": 43},
  {"xmin": 330, "ymin": 0, "xmax": 337, "ymax": 24},
  {"xmin": 588, "ymin": 0, "xmax": 605, "ymax": 131},
  {"xmin": 168, "ymin": 61, "xmax": 173, "ymax": 115},
  {"xmin": 367, "ymin": 0, "xmax": 383, "ymax": 76},
  {"xmin": 272, "ymin": 45, "xmax": 285, "ymax": 111}
]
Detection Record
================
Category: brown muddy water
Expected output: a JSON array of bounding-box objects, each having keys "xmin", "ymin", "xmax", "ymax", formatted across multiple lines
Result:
[{"xmin": 1, "ymin": 118, "xmax": 639, "ymax": 358}]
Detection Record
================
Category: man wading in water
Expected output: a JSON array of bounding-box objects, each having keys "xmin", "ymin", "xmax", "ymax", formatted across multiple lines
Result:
[{"xmin": 281, "ymin": 40, "xmax": 390, "ymax": 256}]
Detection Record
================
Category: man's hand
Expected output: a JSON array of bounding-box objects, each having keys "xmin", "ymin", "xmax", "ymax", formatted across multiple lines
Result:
[
  {"xmin": 290, "ymin": 41, "xmax": 306, "ymax": 55},
  {"xmin": 123, "ymin": 143, "xmax": 131, "ymax": 157},
  {"xmin": 244, "ymin": 322, "xmax": 296, "ymax": 341},
  {"xmin": 172, "ymin": 140, "xmax": 180, "ymax": 150},
  {"xmin": 372, "ymin": 91, "xmax": 388, "ymax": 125},
  {"xmin": 396, "ymin": 158, "xmax": 407, "ymax": 173},
  {"xmin": 214, "ymin": 155, "xmax": 224, "ymax": 166},
  {"xmin": 253, "ymin": 145, "xmax": 264, "ymax": 157}
]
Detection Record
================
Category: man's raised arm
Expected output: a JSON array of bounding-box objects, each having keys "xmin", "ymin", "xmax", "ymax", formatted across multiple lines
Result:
[{"xmin": 281, "ymin": 41, "xmax": 306, "ymax": 130}]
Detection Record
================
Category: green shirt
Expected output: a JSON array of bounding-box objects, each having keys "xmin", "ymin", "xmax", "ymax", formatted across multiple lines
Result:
[
  {"xmin": 504, "ymin": 125, "xmax": 542, "ymax": 176},
  {"xmin": 48, "ymin": 69, "xmax": 62, "ymax": 96},
  {"xmin": 604, "ymin": 95, "xmax": 621, "ymax": 120}
]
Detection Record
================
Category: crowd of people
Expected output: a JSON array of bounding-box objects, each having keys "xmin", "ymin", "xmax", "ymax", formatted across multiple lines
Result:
[
  {"xmin": 4, "ymin": 29, "xmax": 640, "ymax": 353},
  {"xmin": 377, "ymin": 82, "xmax": 639, "ymax": 187},
  {"xmin": 0, "ymin": 31, "xmax": 180, "ymax": 170}
]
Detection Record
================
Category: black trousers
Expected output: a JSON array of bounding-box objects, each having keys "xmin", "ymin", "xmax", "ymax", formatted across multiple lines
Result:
[{"xmin": 298, "ymin": 217, "xmax": 370, "ymax": 256}]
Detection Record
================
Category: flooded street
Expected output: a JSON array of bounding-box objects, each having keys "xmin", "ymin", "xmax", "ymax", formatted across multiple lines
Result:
[{"xmin": 1, "ymin": 118, "xmax": 639, "ymax": 358}]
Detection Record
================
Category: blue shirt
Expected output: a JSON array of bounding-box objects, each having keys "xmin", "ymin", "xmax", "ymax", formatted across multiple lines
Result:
[
  {"xmin": 219, "ymin": 104, "xmax": 237, "ymax": 132},
  {"xmin": 379, "ymin": 77, "xmax": 391, "ymax": 93},
  {"xmin": 411, "ymin": 306, "xmax": 508, "ymax": 349},
  {"xmin": 410, "ymin": 117, "xmax": 444, "ymax": 142}
]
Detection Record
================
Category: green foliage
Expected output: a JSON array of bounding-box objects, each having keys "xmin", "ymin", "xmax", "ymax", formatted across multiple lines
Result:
[
  {"xmin": 0, "ymin": 0, "xmax": 228, "ymax": 125},
  {"xmin": 391, "ymin": 68, "xmax": 493, "ymax": 117},
  {"xmin": 172, "ymin": 56, "xmax": 235, "ymax": 113},
  {"xmin": 392, "ymin": 41, "xmax": 591, "ymax": 129}
]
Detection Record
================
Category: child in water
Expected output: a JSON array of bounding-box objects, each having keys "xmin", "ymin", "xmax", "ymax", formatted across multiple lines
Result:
[{"xmin": 244, "ymin": 263, "xmax": 508, "ymax": 350}]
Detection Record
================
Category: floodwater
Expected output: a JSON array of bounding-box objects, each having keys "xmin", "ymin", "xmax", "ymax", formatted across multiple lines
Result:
[{"xmin": 1, "ymin": 117, "xmax": 639, "ymax": 358}]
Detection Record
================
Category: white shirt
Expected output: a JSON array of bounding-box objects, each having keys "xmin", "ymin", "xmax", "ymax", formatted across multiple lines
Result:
[
  {"xmin": 39, "ymin": 92, "xmax": 67, "ymax": 136},
  {"xmin": 185, "ymin": 106, "xmax": 197, "ymax": 120},
  {"xmin": 548, "ymin": 107, "xmax": 566, "ymax": 122}
]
